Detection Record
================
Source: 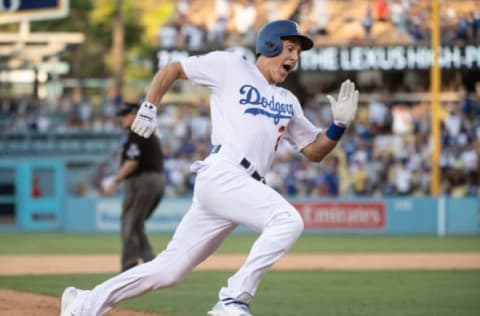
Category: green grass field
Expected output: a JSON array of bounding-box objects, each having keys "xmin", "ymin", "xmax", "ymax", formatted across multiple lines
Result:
[
  {"xmin": 1, "ymin": 233, "xmax": 480, "ymax": 254},
  {"xmin": 1, "ymin": 270, "xmax": 479, "ymax": 316},
  {"xmin": 1, "ymin": 233, "xmax": 479, "ymax": 316}
]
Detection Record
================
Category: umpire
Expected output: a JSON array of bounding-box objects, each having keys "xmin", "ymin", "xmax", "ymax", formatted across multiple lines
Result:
[{"xmin": 103, "ymin": 102, "xmax": 165, "ymax": 271}]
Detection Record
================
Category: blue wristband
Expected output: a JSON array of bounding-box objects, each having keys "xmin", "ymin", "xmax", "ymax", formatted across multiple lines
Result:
[{"xmin": 326, "ymin": 123, "xmax": 346, "ymax": 141}]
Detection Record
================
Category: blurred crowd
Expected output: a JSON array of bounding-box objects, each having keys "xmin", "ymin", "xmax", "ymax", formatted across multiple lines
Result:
[
  {"xmin": 356, "ymin": 0, "xmax": 480, "ymax": 45},
  {"xmin": 0, "ymin": 92, "xmax": 118, "ymax": 134},
  {"xmin": 145, "ymin": 83, "xmax": 480, "ymax": 198},
  {"xmin": 157, "ymin": 0, "xmax": 480, "ymax": 51},
  {"xmin": 2, "ymin": 0, "xmax": 480, "ymax": 199},
  {"xmin": 4, "ymin": 80, "xmax": 477, "ymax": 199}
]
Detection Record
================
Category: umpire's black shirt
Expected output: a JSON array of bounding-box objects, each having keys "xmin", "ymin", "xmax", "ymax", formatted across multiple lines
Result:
[{"xmin": 121, "ymin": 131, "xmax": 163, "ymax": 179}]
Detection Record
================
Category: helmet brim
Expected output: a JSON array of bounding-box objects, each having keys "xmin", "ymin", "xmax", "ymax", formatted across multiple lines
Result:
[{"xmin": 281, "ymin": 35, "xmax": 314, "ymax": 51}]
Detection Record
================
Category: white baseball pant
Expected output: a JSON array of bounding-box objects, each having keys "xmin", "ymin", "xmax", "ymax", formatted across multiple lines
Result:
[{"xmin": 76, "ymin": 156, "xmax": 304, "ymax": 315}]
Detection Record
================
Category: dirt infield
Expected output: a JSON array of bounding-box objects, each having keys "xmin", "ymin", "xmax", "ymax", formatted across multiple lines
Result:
[
  {"xmin": 1, "ymin": 253, "xmax": 480, "ymax": 315},
  {"xmin": 2, "ymin": 253, "xmax": 480, "ymax": 275},
  {"xmin": 0, "ymin": 288, "xmax": 162, "ymax": 316}
]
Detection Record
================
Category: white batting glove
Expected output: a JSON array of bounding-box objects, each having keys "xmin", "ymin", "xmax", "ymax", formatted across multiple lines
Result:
[
  {"xmin": 326, "ymin": 79, "xmax": 359, "ymax": 127},
  {"xmin": 131, "ymin": 101, "xmax": 158, "ymax": 138}
]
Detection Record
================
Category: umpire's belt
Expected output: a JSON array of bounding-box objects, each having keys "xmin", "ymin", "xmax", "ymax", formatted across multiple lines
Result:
[{"xmin": 210, "ymin": 145, "xmax": 265, "ymax": 183}]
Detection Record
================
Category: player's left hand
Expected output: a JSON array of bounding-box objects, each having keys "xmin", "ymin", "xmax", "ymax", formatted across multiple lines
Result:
[
  {"xmin": 326, "ymin": 79, "xmax": 359, "ymax": 127},
  {"xmin": 131, "ymin": 101, "xmax": 158, "ymax": 138}
]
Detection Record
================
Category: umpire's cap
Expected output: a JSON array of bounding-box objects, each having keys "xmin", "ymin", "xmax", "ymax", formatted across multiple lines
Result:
[
  {"xmin": 116, "ymin": 102, "xmax": 139, "ymax": 116},
  {"xmin": 256, "ymin": 20, "xmax": 313, "ymax": 57}
]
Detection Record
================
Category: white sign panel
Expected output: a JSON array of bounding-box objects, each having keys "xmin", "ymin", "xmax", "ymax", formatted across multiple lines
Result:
[
  {"xmin": 301, "ymin": 45, "xmax": 480, "ymax": 71},
  {"xmin": 96, "ymin": 198, "xmax": 190, "ymax": 233}
]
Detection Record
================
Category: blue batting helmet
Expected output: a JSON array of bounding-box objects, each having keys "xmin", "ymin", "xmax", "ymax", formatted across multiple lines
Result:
[{"xmin": 256, "ymin": 20, "xmax": 313, "ymax": 57}]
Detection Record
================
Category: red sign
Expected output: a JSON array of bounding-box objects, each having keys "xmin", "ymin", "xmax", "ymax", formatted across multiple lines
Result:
[{"xmin": 292, "ymin": 201, "xmax": 386, "ymax": 229}]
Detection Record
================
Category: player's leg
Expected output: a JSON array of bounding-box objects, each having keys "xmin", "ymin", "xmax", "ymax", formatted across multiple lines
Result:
[
  {"xmin": 196, "ymin": 159, "xmax": 304, "ymax": 302},
  {"xmin": 67, "ymin": 185, "xmax": 236, "ymax": 315}
]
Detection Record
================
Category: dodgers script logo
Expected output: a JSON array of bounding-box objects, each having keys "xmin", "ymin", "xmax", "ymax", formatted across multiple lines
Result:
[{"xmin": 239, "ymin": 85, "xmax": 294, "ymax": 124}]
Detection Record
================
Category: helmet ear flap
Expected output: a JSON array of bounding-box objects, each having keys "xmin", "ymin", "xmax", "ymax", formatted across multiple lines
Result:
[
  {"xmin": 265, "ymin": 41, "xmax": 275, "ymax": 50},
  {"xmin": 262, "ymin": 38, "xmax": 282, "ymax": 57}
]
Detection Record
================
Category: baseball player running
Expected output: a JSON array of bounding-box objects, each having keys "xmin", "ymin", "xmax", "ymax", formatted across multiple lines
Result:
[{"xmin": 60, "ymin": 19, "xmax": 358, "ymax": 316}]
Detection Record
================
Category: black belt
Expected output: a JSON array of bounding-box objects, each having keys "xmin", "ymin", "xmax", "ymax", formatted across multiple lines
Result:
[
  {"xmin": 210, "ymin": 145, "xmax": 265, "ymax": 183},
  {"xmin": 210, "ymin": 145, "xmax": 222, "ymax": 154}
]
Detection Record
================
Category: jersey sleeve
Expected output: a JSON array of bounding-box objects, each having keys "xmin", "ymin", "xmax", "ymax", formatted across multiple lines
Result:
[
  {"xmin": 122, "ymin": 134, "xmax": 143, "ymax": 162},
  {"xmin": 180, "ymin": 51, "xmax": 232, "ymax": 91},
  {"xmin": 283, "ymin": 98, "xmax": 322, "ymax": 151}
]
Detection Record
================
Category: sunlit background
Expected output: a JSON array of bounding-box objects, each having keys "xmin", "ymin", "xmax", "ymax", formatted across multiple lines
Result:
[{"xmin": 0, "ymin": 0, "xmax": 479, "ymax": 235}]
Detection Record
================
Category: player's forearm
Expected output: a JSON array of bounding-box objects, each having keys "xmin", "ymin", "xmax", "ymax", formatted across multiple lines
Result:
[
  {"xmin": 301, "ymin": 132, "xmax": 338, "ymax": 162},
  {"xmin": 146, "ymin": 62, "xmax": 187, "ymax": 106}
]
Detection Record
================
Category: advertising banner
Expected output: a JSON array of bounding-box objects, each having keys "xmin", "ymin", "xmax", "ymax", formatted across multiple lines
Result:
[
  {"xmin": 56, "ymin": 197, "xmax": 478, "ymax": 235},
  {"xmin": 96, "ymin": 198, "xmax": 191, "ymax": 233},
  {"xmin": 156, "ymin": 45, "xmax": 480, "ymax": 72},
  {"xmin": 292, "ymin": 201, "xmax": 386, "ymax": 229}
]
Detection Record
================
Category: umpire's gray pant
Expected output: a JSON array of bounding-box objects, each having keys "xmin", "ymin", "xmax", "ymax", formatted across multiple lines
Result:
[{"xmin": 121, "ymin": 172, "xmax": 164, "ymax": 271}]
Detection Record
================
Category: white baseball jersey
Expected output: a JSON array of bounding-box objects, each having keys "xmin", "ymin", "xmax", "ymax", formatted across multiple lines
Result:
[
  {"xmin": 63, "ymin": 51, "xmax": 317, "ymax": 316},
  {"xmin": 180, "ymin": 51, "xmax": 320, "ymax": 176}
]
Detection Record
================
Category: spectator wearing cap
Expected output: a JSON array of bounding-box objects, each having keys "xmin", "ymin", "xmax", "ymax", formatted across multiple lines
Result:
[{"xmin": 102, "ymin": 102, "xmax": 165, "ymax": 271}]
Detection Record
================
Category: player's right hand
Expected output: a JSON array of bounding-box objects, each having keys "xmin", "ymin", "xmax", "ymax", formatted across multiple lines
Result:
[
  {"xmin": 326, "ymin": 79, "xmax": 359, "ymax": 127},
  {"xmin": 101, "ymin": 176, "xmax": 117, "ymax": 196},
  {"xmin": 131, "ymin": 101, "xmax": 158, "ymax": 138}
]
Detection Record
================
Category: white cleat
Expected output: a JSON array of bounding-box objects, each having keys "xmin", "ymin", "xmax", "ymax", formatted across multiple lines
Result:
[
  {"xmin": 60, "ymin": 286, "xmax": 86, "ymax": 316},
  {"xmin": 207, "ymin": 298, "xmax": 253, "ymax": 316}
]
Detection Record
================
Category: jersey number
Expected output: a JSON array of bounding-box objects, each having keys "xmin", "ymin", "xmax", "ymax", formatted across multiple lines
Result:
[{"xmin": 274, "ymin": 126, "xmax": 286, "ymax": 151}]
